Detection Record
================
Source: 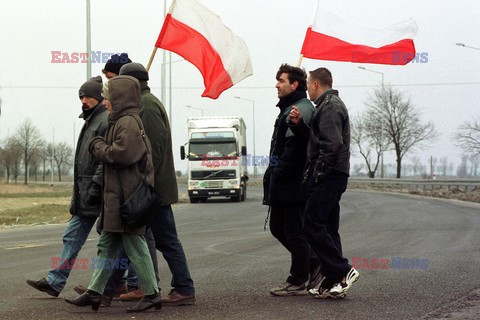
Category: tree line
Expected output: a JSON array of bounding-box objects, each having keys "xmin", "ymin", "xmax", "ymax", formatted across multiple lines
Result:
[
  {"xmin": 0, "ymin": 119, "xmax": 73, "ymax": 184},
  {"xmin": 351, "ymin": 86, "xmax": 479, "ymax": 178}
]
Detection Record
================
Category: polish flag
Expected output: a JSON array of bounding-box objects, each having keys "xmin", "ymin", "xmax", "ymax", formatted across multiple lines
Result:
[
  {"xmin": 155, "ymin": 0, "xmax": 253, "ymax": 99},
  {"xmin": 301, "ymin": 2, "xmax": 419, "ymax": 65}
]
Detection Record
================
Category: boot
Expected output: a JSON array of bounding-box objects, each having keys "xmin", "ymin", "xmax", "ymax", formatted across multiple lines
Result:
[
  {"xmin": 65, "ymin": 290, "xmax": 101, "ymax": 311},
  {"xmin": 126, "ymin": 292, "xmax": 162, "ymax": 313}
]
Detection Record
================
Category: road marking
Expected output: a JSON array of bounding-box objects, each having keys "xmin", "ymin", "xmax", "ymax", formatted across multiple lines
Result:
[{"xmin": 4, "ymin": 243, "xmax": 45, "ymax": 250}]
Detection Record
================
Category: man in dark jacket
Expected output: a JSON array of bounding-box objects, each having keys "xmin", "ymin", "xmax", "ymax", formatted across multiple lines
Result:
[
  {"xmin": 27, "ymin": 76, "xmax": 108, "ymax": 297},
  {"xmin": 289, "ymin": 67, "xmax": 359, "ymax": 299},
  {"xmin": 114, "ymin": 62, "xmax": 195, "ymax": 305},
  {"xmin": 264, "ymin": 64, "xmax": 316, "ymax": 296}
]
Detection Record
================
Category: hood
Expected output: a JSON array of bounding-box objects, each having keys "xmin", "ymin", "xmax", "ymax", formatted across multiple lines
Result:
[{"xmin": 108, "ymin": 75, "xmax": 141, "ymax": 120}]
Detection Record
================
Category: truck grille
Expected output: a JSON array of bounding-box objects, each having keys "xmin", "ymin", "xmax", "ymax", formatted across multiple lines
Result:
[
  {"xmin": 191, "ymin": 170, "xmax": 236, "ymax": 180},
  {"xmin": 205, "ymin": 181, "xmax": 223, "ymax": 188}
]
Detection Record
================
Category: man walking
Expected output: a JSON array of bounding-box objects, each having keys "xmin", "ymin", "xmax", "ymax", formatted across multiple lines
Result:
[
  {"xmin": 289, "ymin": 67, "xmax": 359, "ymax": 299},
  {"xmin": 264, "ymin": 64, "xmax": 315, "ymax": 296},
  {"xmin": 27, "ymin": 76, "xmax": 108, "ymax": 297},
  {"xmin": 116, "ymin": 62, "xmax": 196, "ymax": 305}
]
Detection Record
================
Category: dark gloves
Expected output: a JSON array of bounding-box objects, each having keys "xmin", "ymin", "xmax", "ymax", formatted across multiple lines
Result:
[{"xmin": 84, "ymin": 182, "xmax": 102, "ymax": 206}]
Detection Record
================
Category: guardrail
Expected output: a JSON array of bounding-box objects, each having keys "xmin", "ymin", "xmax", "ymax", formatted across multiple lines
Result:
[{"xmin": 349, "ymin": 177, "xmax": 480, "ymax": 192}]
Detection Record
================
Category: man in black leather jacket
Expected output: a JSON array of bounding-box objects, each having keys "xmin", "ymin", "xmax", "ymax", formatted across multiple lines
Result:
[{"xmin": 288, "ymin": 67, "xmax": 359, "ymax": 299}]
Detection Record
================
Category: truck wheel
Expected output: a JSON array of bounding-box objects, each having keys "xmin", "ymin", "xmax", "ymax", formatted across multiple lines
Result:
[{"xmin": 189, "ymin": 197, "xmax": 199, "ymax": 203}]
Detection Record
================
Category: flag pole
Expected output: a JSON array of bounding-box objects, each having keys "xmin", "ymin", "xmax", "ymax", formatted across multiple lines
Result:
[
  {"xmin": 146, "ymin": 47, "xmax": 158, "ymax": 72},
  {"xmin": 296, "ymin": 54, "xmax": 304, "ymax": 67}
]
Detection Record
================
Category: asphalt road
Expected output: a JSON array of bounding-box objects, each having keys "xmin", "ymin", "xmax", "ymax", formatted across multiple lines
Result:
[{"xmin": 1, "ymin": 186, "xmax": 480, "ymax": 319}]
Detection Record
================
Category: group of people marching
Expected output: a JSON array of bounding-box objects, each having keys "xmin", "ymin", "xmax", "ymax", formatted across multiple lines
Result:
[
  {"xmin": 26, "ymin": 55, "xmax": 358, "ymax": 313},
  {"xmin": 27, "ymin": 54, "xmax": 195, "ymax": 313}
]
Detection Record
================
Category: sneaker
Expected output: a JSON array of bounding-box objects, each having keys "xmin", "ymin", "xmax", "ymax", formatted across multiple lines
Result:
[
  {"xmin": 270, "ymin": 282, "xmax": 307, "ymax": 296},
  {"xmin": 308, "ymin": 276, "xmax": 346, "ymax": 299},
  {"xmin": 307, "ymin": 266, "xmax": 324, "ymax": 290},
  {"xmin": 328, "ymin": 268, "xmax": 360, "ymax": 297},
  {"xmin": 161, "ymin": 289, "xmax": 196, "ymax": 306},
  {"xmin": 26, "ymin": 278, "xmax": 59, "ymax": 297}
]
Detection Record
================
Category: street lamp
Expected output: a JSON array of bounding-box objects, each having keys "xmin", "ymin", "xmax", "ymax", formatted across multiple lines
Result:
[
  {"xmin": 358, "ymin": 66, "xmax": 385, "ymax": 178},
  {"xmin": 358, "ymin": 66, "xmax": 384, "ymax": 88},
  {"xmin": 234, "ymin": 96, "xmax": 256, "ymax": 178},
  {"xmin": 185, "ymin": 105, "xmax": 204, "ymax": 116},
  {"xmin": 455, "ymin": 42, "xmax": 480, "ymax": 51}
]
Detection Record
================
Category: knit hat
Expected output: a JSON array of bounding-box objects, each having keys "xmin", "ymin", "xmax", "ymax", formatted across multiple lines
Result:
[
  {"xmin": 102, "ymin": 53, "xmax": 132, "ymax": 75},
  {"xmin": 119, "ymin": 62, "xmax": 149, "ymax": 81},
  {"xmin": 79, "ymin": 75, "xmax": 103, "ymax": 101}
]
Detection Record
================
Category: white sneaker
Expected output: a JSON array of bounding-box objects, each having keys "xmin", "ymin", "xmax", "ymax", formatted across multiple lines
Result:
[{"xmin": 328, "ymin": 268, "xmax": 360, "ymax": 297}]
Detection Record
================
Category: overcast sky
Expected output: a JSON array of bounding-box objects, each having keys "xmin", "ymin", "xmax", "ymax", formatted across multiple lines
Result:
[{"xmin": 1, "ymin": 0, "xmax": 479, "ymax": 174}]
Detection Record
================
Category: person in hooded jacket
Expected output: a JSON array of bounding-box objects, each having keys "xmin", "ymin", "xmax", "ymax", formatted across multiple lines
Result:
[
  {"xmin": 65, "ymin": 75, "xmax": 161, "ymax": 313},
  {"xmin": 26, "ymin": 76, "xmax": 108, "ymax": 298}
]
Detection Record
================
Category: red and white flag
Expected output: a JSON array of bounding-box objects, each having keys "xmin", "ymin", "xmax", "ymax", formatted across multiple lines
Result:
[
  {"xmin": 155, "ymin": 0, "xmax": 253, "ymax": 99},
  {"xmin": 301, "ymin": 2, "xmax": 418, "ymax": 65}
]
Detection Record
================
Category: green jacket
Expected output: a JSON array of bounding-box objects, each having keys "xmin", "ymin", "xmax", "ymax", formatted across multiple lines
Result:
[{"xmin": 139, "ymin": 82, "xmax": 178, "ymax": 205}]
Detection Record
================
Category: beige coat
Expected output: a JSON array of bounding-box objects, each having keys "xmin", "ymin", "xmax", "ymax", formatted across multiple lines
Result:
[{"xmin": 89, "ymin": 75, "xmax": 154, "ymax": 235}]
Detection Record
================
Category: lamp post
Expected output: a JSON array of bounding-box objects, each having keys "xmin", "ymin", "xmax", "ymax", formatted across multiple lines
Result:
[
  {"xmin": 234, "ymin": 96, "xmax": 256, "ymax": 178},
  {"xmin": 86, "ymin": 0, "xmax": 91, "ymax": 80},
  {"xmin": 185, "ymin": 105, "xmax": 204, "ymax": 116},
  {"xmin": 163, "ymin": 58, "xmax": 185, "ymax": 125},
  {"xmin": 456, "ymin": 42, "xmax": 480, "ymax": 51},
  {"xmin": 358, "ymin": 66, "xmax": 385, "ymax": 178}
]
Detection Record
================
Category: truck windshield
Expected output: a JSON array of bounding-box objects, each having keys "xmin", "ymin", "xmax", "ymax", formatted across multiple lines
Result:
[{"xmin": 189, "ymin": 141, "xmax": 237, "ymax": 160}]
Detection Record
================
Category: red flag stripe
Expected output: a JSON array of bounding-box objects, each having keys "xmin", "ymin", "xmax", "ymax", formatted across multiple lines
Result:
[
  {"xmin": 301, "ymin": 28, "xmax": 416, "ymax": 65},
  {"xmin": 156, "ymin": 14, "xmax": 233, "ymax": 99}
]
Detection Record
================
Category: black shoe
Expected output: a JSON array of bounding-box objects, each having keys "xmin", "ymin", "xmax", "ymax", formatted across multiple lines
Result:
[
  {"xmin": 26, "ymin": 278, "xmax": 59, "ymax": 297},
  {"xmin": 126, "ymin": 292, "xmax": 162, "ymax": 313},
  {"xmin": 65, "ymin": 290, "xmax": 101, "ymax": 311},
  {"xmin": 73, "ymin": 284, "xmax": 112, "ymax": 307}
]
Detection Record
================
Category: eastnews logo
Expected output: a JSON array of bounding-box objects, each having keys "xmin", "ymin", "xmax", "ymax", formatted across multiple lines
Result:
[
  {"xmin": 352, "ymin": 51, "xmax": 429, "ymax": 64},
  {"xmin": 51, "ymin": 257, "xmax": 129, "ymax": 270},
  {"xmin": 50, "ymin": 51, "xmax": 129, "ymax": 63},
  {"xmin": 201, "ymin": 154, "xmax": 278, "ymax": 167},
  {"xmin": 352, "ymin": 257, "xmax": 429, "ymax": 270}
]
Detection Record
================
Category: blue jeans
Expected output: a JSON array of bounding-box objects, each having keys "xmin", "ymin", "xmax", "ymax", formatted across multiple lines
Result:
[
  {"xmin": 150, "ymin": 205, "xmax": 195, "ymax": 296},
  {"xmin": 47, "ymin": 215, "xmax": 97, "ymax": 292}
]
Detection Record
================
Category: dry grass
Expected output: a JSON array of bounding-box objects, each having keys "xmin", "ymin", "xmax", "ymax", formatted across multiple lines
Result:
[{"xmin": 0, "ymin": 183, "xmax": 72, "ymax": 227}]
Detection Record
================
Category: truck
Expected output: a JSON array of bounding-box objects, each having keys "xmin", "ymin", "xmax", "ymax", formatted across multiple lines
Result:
[{"xmin": 180, "ymin": 117, "xmax": 248, "ymax": 203}]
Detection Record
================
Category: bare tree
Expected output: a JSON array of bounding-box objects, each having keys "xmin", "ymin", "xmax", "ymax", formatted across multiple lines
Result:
[
  {"xmin": 351, "ymin": 114, "xmax": 390, "ymax": 178},
  {"xmin": 53, "ymin": 142, "xmax": 73, "ymax": 181},
  {"xmin": 12, "ymin": 119, "xmax": 44, "ymax": 184},
  {"xmin": 29, "ymin": 142, "xmax": 45, "ymax": 181},
  {"xmin": 40, "ymin": 143, "xmax": 52, "ymax": 181},
  {"xmin": 410, "ymin": 156, "xmax": 422, "ymax": 177},
  {"xmin": 455, "ymin": 118, "xmax": 480, "ymax": 156},
  {"xmin": 0, "ymin": 137, "xmax": 22, "ymax": 183},
  {"xmin": 365, "ymin": 86, "xmax": 437, "ymax": 178},
  {"xmin": 457, "ymin": 155, "xmax": 468, "ymax": 178},
  {"xmin": 439, "ymin": 157, "xmax": 449, "ymax": 176},
  {"xmin": 469, "ymin": 154, "xmax": 480, "ymax": 177}
]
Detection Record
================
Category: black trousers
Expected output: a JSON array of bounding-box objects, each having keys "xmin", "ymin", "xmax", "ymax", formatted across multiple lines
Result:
[
  {"xmin": 303, "ymin": 171, "xmax": 351, "ymax": 285},
  {"xmin": 270, "ymin": 203, "xmax": 310, "ymax": 285}
]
